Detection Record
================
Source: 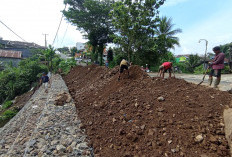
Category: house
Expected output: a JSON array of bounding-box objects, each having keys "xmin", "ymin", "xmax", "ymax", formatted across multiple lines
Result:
[
  {"xmin": 76, "ymin": 42, "xmax": 86, "ymax": 51},
  {"xmin": 0, "ymin": 39, "xmax": 44, "ymax": 68},
  {"xmin": 0, "ymin": 49, "xmax": 22, "ymax": 67},
  {"xmin": 0, "ymin": 39, "xmax": 44, "ymax": 59},
  {"xmin": 175, "ymin": 54, "xmax": 190, "ymax": 63}
]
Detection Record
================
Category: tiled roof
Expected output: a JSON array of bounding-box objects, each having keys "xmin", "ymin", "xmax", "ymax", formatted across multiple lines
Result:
[{"xmin": 0, "ymin": 49, "xmax": 22, "ymax": 59}]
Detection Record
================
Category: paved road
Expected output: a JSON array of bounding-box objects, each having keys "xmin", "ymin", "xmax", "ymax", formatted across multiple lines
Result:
[{"xmin": 149, "ymin": 73, "xmax": 232, "ymax": 91}]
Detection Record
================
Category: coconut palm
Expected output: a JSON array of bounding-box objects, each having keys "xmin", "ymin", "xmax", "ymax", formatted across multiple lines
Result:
[{"xmin": 155, "ymin": 16, "xmax": 182, "ymax": 51}]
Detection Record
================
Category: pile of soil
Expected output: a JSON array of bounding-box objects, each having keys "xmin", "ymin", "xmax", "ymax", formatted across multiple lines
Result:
[
  {"xmin": 64, "ymin": 65, "xmax": 232, "ymax": 157},
  {"xmin": 54, "ymin": 92, "xmax": 72, "ymax": 106}
]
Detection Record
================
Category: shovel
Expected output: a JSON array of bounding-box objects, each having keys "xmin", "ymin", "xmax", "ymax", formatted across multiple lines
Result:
[{"xmin": 197, "ymin": 66, "xmax": 210, "ymax": 86}]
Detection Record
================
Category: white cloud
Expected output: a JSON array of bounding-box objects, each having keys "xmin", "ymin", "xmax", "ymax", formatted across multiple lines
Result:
[
  {"xmin": 173, "ymin": 7, "xmax": 232, "ymax": 55},
  {"xmin": 163, "ymin": 0, "xmax": 189, "ymax": 7},
  {"xmin": 0, "ymin": 0, "xmax": 87, "ymax": 48}
]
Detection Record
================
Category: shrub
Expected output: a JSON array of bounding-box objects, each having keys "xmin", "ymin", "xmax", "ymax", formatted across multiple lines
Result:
[
  {"xmin": 0, "ymin": 58, "xmax": 49, "ymax": 104},
  {"xmin": 194, "ymin": 65, "xmax": 205, "ymax": 74},
  {"xmin": 59, "ymin": 58, "xmax": 77, "ymax": 74},
  {"xmin": 2, "ymin": 100, "xmax": 13, "ymax": 110},
  {"xmin": 0, "ymin": 109, "xmax": 18, "ymax": 120}
]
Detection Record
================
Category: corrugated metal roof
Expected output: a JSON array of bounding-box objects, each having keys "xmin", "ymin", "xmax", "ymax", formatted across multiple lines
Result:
[{"xmin": 0, "ymin": 49, "xmax": 22, "ymax": 59}]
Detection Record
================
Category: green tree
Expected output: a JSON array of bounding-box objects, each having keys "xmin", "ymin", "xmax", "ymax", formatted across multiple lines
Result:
[
  {"xmin": 57, "ymin": 47, "xmax": 70, "ymax": 54},
  {"xmin": 185, "ymin": 54, "xmax": 200, "ymax": 73},
  {"xmin": 70, "ymin": 47, "xmax": 77, "ymax": 57},
  {"xmin": 155, "ymin": 16, "xmax": 182, "ymax": 55},
  {"xmin": 43, "ymin": 45, "xmax": 56, "ymax": 71},
  {"xmin": 111, "ymin": 0, "xmax": 165, "ymax": 62},
  {"xmin": 63, "ymin": 0, "xmax": 114, "ymax": 65}
]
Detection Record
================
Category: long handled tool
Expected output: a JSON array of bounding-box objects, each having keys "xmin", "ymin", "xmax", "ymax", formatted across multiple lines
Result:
[{"xmin": 197, "ymin": 66, "xmax": 210, "ymax": 86}]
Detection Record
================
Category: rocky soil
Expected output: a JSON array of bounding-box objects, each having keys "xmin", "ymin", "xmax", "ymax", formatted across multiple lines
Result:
[
  {"xmin": 64, "ymin": 65, "xmax": 232, "ymax": 157},
  {"xmin": 0, "ymin": 74, "xmax": 92, "ymax": 157}
]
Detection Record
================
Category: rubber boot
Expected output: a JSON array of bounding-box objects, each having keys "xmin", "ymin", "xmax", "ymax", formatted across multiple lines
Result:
[
  {"xmin": 208, "ymin": 78, "xmax": 213, "ymax": 86},
  {"xmin": 213, "ymin": 79, "xmax": 220, "ymax": 88}
]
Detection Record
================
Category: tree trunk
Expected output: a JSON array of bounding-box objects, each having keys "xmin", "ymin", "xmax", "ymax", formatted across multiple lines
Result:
[
  {"xmin": 98, "ymin": 44, "xmax": 104, "ymax": 66},
  {"xmin": 91, "ymin": 46, "xmax": 96, "ymax": 63}
]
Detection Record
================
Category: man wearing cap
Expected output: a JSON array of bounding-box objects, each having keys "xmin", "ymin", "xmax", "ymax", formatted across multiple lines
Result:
[
  {"xmin": 208, "ymin": 46, "xmax": 225, "ymax": 88},
  {"xmin": 159, "ymin": 62, "xmax": 174, "ymax": 78},
  {"xmin": 40, "ymin": 72, "xmax": 50, "ymax": 93}
]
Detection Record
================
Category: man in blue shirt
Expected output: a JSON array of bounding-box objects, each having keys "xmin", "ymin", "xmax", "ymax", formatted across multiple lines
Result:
[{"xmin": 40, "ymin": 72, "xmax": 50, "ymax": 93}]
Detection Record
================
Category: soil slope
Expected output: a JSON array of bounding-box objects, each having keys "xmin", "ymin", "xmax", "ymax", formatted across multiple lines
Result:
[{"xmin": 64, "ymin": 65, "xmax": 232, "ymax": 157}]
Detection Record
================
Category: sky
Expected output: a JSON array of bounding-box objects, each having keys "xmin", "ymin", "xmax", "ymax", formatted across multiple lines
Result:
[
  {"xmin": 0, "ymin": 0, "xmax": 87, "ymax": 48},
  {"xmin": 0, "ymin": 0, "xmax": 232, "ymax": 55},
  {"xmin": 159, "ymin": 0, "xmax": 232, "ymax": 55}
]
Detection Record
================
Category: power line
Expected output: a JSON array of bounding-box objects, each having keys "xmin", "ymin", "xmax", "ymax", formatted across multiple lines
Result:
[
  {"xmin": 60, "ymin": 24, "xmax": 69, "ymax": 45},
  {"xmin": 52, "ymin": 4, "xmax": 67, "ymax": 46},
  {"xmin": 0, "ymin": 19, "xmax": 27, "ymax": 42}
]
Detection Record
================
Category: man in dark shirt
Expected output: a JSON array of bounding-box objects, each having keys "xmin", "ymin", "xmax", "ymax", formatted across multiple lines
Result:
[
  {"xmin": 40, "ymin": 72, "xmax": 50, "ymax": 93},
  {"xmin": 208, "ymin": 46, "xmax": 225, "ymax": 88}
]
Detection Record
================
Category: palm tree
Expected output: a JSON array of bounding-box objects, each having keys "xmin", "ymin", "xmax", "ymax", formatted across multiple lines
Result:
[{"xmin": 155, "ymin": 16, "xmax": 182, "ymax": 52}]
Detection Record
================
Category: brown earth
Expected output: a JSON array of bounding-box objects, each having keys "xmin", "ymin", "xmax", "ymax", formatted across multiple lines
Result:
[{"xmin": 64, "ymin": 65, "xmax": 232, "ymax": 157}]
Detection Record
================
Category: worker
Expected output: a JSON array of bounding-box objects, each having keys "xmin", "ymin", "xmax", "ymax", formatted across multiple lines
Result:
[
  {"xmin": 118, "ymin": 59, "xmax": 130, "ymax": 81},
  {"xmin": 159, "ymin": 62, "xmax": 174, "ymax": 78},
  {"xmin": 208, "ymin": 46, "xmax": 225, "ymax": 88},
  {"xmin": 40, "ymin": 72, "xmax": 50, "ymax": 93}
]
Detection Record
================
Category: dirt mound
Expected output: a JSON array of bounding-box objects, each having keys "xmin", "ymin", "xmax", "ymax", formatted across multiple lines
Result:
[
  {"xmin": 64, "ymin": 65, "xmax": 232, "ymax": 157},
  {"xmin": 54, "ymin": 92, "xmax": 72, "ymax": 106}
]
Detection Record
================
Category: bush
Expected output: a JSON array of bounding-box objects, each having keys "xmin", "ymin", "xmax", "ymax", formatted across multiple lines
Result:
[
  {"xmin": 2, "ymin": 100, "xmax": 13, "ymax": 110},
  {"xmin": 59, "ymin": 57, "xmax": 77, "ymax": 74},
  {"xmin": 174, "ymin": 62, "xmax": 189, "ymax": 73},
  {"xmin": 222, "ymin": 65, "xmax": 231, "ymax": 74},
  {"xmin": 194, "ymin": 65, "xmax": 205, "ymax": 74},
  {"xmin": 0, "ymin": 109, "xmax": 18, "ymax": 120},
  {"xmin": 0, "ymin": 58, "xmax": 49, "ymax": 104}
]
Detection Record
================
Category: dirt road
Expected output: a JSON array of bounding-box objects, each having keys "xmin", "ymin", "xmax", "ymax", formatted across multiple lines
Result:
[{"xmin": 149, "ymin": 73, "xmax": 232, "ymax": 91}]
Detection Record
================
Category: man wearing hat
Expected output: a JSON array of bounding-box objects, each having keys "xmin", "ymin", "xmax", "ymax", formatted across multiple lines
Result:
[{"xmin": 208, "ymin": 46, "xmax": 225, "ymax": 88}]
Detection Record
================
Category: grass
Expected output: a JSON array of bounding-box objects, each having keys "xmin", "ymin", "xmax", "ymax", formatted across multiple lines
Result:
[{"xmin": 1, "ymin": 100, "xmax": 13, "ymax": 110}]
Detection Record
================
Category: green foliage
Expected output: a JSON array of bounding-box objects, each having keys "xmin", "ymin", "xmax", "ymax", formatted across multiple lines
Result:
[
  {"xmin": 220, "ymin": 43, "xmax": 232, "ymax": 59},
  {"xmin": 42, "ymin": 45, "xmax": 56, "ymax": 71},
  {"xmin": 184, "ymin": 54, "xmax": 201, "ymax": 73},
  {"xmin": 160, "ymin": 52, "xmax": 176, "ymax": 65},
  {"xmin": 57, "ymin": 47, "xmax": 70, "ymax": 54},
  {"xmin": 111, "ymin": 0, "xmax": 164, "ymax": 62},
  {"xmin": 1, "ymin": 100, "xmax": 13, "ymax": 110},
  {"xmin": 194, "ymin": 65, "xmax": 204, "ymax": 74},
  {"xmin": 63, "ymin": 0, "xmax": 114, "ymax": 65},
  {"xmin": 222, "ymin": 65, "xmax": 231, "ymax": 74},
  {"xmin": 155, "ymin": 17, "xmax": 182, "ymax": 54},
  {"xmin": 0, "ymin": 58, "xmax": 48, "ymax": 104},
  {"xmin": 70, "ymin": 47, "xmax": 77, "ymax": 57},
  {"xmin": 174, "ymin": 62, "xmax": 189, "ymax": 73},
  {"xmin": 59, "ymin": 58, "xmax": 76, "ymax": 74},
  {"xmin": 0, "ymin": 109, "xmax": 18, "ymax": 121},
  {"xmin": 52, "ymin": 55, "xmax": 63, "ymax": 73}
]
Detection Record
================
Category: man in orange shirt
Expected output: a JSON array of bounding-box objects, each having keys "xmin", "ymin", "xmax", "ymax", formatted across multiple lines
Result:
[{"xmin": 159, "ymin": 62, "xmax": 175, "ymax": 78}]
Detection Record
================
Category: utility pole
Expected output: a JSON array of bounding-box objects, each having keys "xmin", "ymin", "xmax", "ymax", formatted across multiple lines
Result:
[
  {"xmin": 42, "ymin": 34, "xmax": 48, "ymax": 48},
  {"xmin": 199, "ymin": 39, "xmax": 208, "ymax": 70}
]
